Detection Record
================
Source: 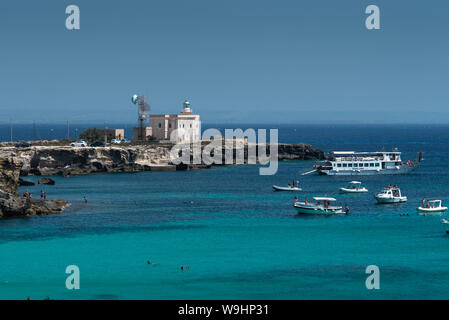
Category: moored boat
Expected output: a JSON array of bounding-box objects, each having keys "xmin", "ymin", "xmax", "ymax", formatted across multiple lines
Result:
[
  {"xmin": 273, "ymin": 180, "xmax": 301, "ymax": 192},
  {"xmin": 417, "ymin": 200, "xmax": 447, "ymax": 215},
  {"xmin": 273, "ymin": 185, "xmax": 302, "ymax": 192},
  {"xmin": 374, "ymin": 186, "xmax": 407, "ymax": 203},
  {"xmin": 294, "ymin": 197, "xmax": 345, "ymax": 215},
  {"xmin": 339, "ymin": 181, "xmax": 368, "ymax": 193}
]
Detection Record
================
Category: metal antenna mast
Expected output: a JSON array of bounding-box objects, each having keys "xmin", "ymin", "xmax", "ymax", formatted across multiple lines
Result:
[{"xmin": 131, "ymin": 94, "xmax": 151, "ymax": 142}]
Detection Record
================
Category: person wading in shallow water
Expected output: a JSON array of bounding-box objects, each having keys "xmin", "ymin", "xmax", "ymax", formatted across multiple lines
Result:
[
  {"xmin": 83, "ymin": 196, "xmax": 88, "ymax": 203},
  {"xmin": 345, "ymin": 205, "xmax": 350, "ymax": 214}
]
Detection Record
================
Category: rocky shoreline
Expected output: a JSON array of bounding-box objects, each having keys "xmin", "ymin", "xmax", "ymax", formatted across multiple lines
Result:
[
  {"xmin": 0, "ymin": 142, "xmax": 326, "ymax": 219},
  {"xmin": 0, "ymin": 143, "xmax": 326, "ymax": 177},
  {"xmin": 0, "ymin": 157, "xmax": 68, "ymax": 219}
]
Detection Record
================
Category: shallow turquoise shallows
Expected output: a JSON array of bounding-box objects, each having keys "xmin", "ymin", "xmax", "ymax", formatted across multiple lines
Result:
[{"xmin": 1, "ymin": 124, "xmax": 449, "ymax": 300}]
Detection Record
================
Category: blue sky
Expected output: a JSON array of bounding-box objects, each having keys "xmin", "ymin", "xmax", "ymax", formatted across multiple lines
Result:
[{"xmin": 0, "ymin": 0, "xmax": 448, "ymax": 124}]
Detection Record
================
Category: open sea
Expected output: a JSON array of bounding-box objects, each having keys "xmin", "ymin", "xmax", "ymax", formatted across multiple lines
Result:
[{"xmin": 1, "ymin": 124, "xmax": 449, "ymax": 300}]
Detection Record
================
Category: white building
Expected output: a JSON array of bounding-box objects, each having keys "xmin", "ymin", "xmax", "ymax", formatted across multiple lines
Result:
[{"xmin": 150, "ymin": 100, "xmax": 201, "ymax": 143}]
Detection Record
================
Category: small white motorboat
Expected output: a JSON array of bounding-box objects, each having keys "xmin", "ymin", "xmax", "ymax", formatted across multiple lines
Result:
[
  {"xmin": 273, "ymin": 185, "xmax": 302, "ymax": 192},
  {"xmin": 294, "ymin": 197, "xmax": 345, "ymax": 215},
  {"xmin": 374, "ymin": 186, "xmax": 407, "ymax": 203},
  {"xmin": 339, "ymin": 181, "xmax": 368, "ymax": 194},
  {"xmin": 273, "ymin": 180, "xmax": 301, "ymax": 192},
  {"xmin": 417, "ymin": 200, "xmax": 447, "ymax": 215}
]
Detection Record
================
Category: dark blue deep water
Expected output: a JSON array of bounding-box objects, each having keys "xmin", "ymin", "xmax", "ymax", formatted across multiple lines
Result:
[{"xmin": 1, "ymin": 124, "xmax": 449, "ymax": 299}]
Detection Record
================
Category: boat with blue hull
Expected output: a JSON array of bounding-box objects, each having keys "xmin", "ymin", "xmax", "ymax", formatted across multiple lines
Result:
[{"xmin": 310, "ymin": 149, "xmax": 421, "ymax": 176}]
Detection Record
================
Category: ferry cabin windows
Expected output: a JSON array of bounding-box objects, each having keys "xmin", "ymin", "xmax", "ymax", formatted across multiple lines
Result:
[{"xmin": 333, "ymin": 161, "xmax": 381, "ymax": 169}]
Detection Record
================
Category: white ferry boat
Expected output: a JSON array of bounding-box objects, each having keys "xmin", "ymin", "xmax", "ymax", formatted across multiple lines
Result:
[{"xmin": 311, "ymin": 150, "xmax": 421, "ymax": 176}]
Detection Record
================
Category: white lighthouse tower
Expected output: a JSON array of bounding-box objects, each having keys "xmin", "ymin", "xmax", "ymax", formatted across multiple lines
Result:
[{"xmin": 181, "ymin": 100, "xmax": 192, "ymax": 114}]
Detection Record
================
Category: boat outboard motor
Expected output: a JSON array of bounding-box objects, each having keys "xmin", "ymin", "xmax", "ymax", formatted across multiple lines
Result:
[{"xmin": 417, "ymin": 151, "xmax": 423, "ymax": 163}]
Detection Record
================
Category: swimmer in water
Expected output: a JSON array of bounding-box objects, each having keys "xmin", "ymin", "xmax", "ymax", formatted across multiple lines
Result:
[
  {"xmin": 147, "ymin": 261, "xmax": 159, "ymax": 265},
  {"xmin": 83, "ymin": 196, "xmax": 87, "ymax": 203}
]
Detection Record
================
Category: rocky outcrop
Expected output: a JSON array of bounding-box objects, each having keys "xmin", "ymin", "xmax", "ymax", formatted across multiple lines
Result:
[
  {"xmin": 0, "ymin": 156, "xmax": 68, "ymax": 219},
  {"xmin": 0, "ymin": 157, "xmax": 23, "ymax": 194},
  {"xmin": 278, "ymin": 143, "xmax": 326, "ymax": 161},
  {"xmin": 7, "ymin": 145, "xmax": 173, "ymax": 176},
  {"xmin": 38, "ymin": 178, "xmax": 55, "ymax": 185},
  {"xmin": 19, "ymin": 178, "xmax": 35, "ymax": 186},
  {"xmin": 0, "ymin": 143, "xmax": 326, "ymax": 177},
  {"xmin": 0, "ymin": 190, "xmax": 68, "ymax": 218}
]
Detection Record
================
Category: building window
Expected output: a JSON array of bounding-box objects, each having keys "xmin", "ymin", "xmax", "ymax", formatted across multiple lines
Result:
[
  {"xmin": 169, "ymin": 124, "xmax": 171, "ymax": 128},
  {"xmin": 337, "ymin": 164, "xmax": 341, "ymax": 167},
  {"xmin": 343, "ymin": 163, "xmax": 347, "ymax": 167},
  {"xmin": 158, "ymin": 123, "xmax": 162, "ymax": 128},
  {"xmin": 364, "ymin": 163, "xmax": 369, "ymax": 167},
  {"xmin": 190, "ymin": 124, "xmax": 192, "ymax": 128},
  {"xmin": 370, "ymin": 163, "xmax": 374, "ymax": 167},
  {"xmin": 375, "ymin": 163, "xmax": 380, "ymax": 167}
]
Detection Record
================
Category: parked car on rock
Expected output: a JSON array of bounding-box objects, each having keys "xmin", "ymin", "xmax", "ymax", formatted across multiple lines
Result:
[
  {"xmin": 90, "ymin": 141, "xmax": 107, "ymax": 147},
  {"xmin": 69, "ymin": 140, "xmax": 88, "ymax": 147},
  {"xmin": 15, "ymin": 141, "xmax": 32, "ymax": 148}
]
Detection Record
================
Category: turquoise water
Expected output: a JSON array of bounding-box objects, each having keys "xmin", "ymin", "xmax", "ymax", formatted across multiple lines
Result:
[{"xmin": 1, "ymin": 125, "xmax": 449, "ymax": 299}]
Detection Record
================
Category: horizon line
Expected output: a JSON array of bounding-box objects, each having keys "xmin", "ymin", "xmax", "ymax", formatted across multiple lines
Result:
[{"xmin": 2, "ymin": 122, "xmax": 449, "ymax": 126}]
